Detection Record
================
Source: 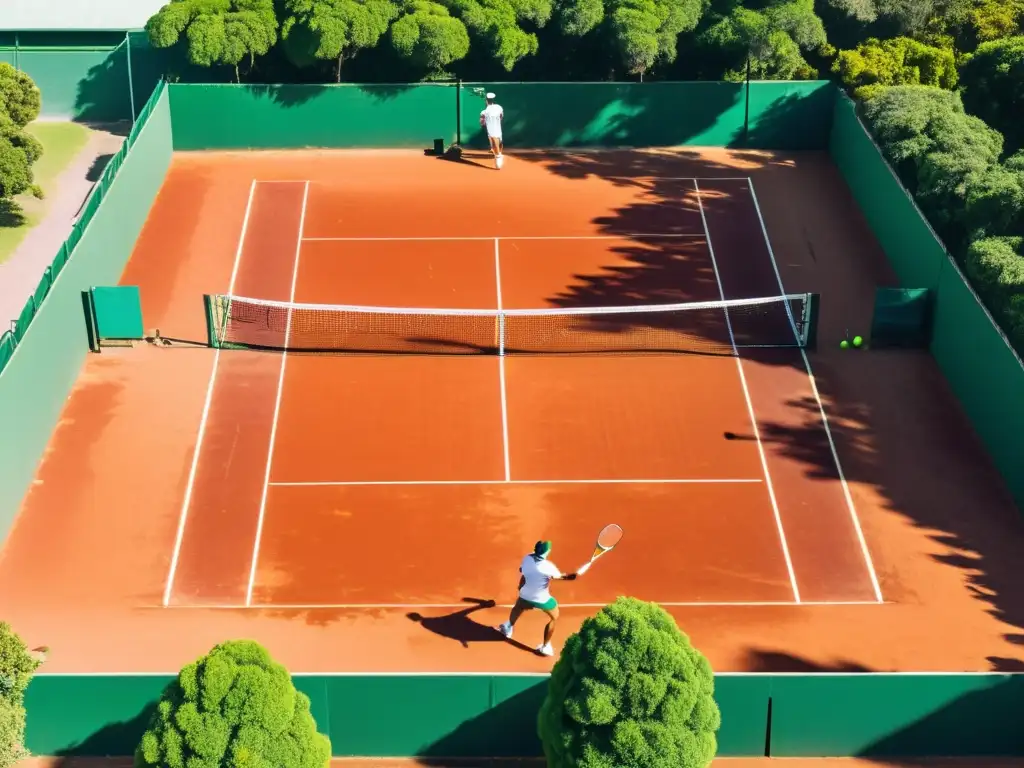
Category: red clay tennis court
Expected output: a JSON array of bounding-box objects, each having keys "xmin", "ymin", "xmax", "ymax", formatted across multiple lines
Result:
[
  {"xmin": 162, "ymin": 156, "xmax": 881, "ymax": 615},
  {"xmin": 5, "ymin": 148, "xmax": 1024, "ymax": 675}
]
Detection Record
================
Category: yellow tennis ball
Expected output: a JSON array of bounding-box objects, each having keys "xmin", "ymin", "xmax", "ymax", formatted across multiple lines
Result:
[
  {"xmin": 853, "ymin": 335, "xmax": 863, "ymax": 347},
  {"xmin": 840, "ymin": 340, "xmax": 849, "ymax": 349}
]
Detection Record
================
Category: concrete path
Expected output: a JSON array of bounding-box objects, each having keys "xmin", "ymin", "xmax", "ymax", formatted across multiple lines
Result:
[{"xmin": 0, "ymin": 124, "xmax": 127, "ymax": 334}]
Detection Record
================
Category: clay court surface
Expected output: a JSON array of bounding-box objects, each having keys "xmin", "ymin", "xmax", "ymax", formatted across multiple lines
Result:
[{"xmin": 2, "ymin": 148, "xmax": 1024, "ymax": 674}]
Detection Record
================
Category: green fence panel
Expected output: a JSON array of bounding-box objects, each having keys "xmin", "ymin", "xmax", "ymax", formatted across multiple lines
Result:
[
  {"xmin": 50, "ymin": 243, "xmax": 69, "ymax": 280},
  {"xmin": 32, "ymin": 268, "xmax": 53, "ymax": 309},
  {"xmin": 715, "ymin": 674, "xmax": 772, "ymax": 756},
  {"xmin": 459, "ymin": 82, "xmax": 747, "ymax": 150},
  {"xmin": 0, "ymin": 332, "xmax": 14, "ymax": 376},
  {"xmin": 168, "ymin": 83, "xmax": 460, "ymax": 150},
  {"xmin": 744, "ymin": 81, "xmax": 834, "ymax": 149},
  {"xmin": 828, "ymin": 92, "xmax": 947, "ymax": 289},
  {"xmin": 13, "ymin": 297, "xmax": 36, "ymax": 343},
  {"xmin": 0, "ymin": 48, "xmax": 15, "ymax": 66},
  {"xmin": 929, "ymin": 258, "xmax": 1024, "ymax": 511},
  {"xmin": 325, "ymin": 674, "xmax": 494, "ymax": 756},
  {"xmin": 127, "ymin": 33, "xmax": 165, "ymax": 118},
  {"xmin": 769, "ymin": 673, "xmax": 1024, "ymax": 756},
  {"xmin": 24, "ymin": 675, "xmax": 173, "ymax": 755},
  {"xmin": 0, "ymin": 81, "xmax": 172, "ymax": 546},
  {"xmin": 17, "ymin": 44, "xmax": 130, "ymax": 121},
  {"xmin": 91, "ymin": 285, "xmax": 144, "ymax": 340}
]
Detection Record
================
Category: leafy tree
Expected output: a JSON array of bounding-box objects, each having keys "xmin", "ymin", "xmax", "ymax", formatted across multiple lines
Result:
[
  {"xmin": 391, "ymin": 0, "xmax": 472, "ymax": 74},
  {"xmin": 606, "ymin": 0, "xmax": 703, "ymax": 76},
  {"xmin": 280, "ymin": 0, "xmax": 399, "ymax": 81},
  {"xmin": 146, "ymin": 0, "xmax": 278, "ymax": 82},
  {"xmin": 0, "ymin": 65, "xmax": 43, "ymax": 202},
  {"xmin": 700, "ymin": 0, "xmax": 827, "ymax": 81},
  {"xmin": 538, "ymin": 597, "xmax": 720, "ymax": 768},
  {"xmin": 960, "ymin": 36, "xmax": 1024, "ymax": 154},
  {"xmin": 135, "ymin": 639, "xmax": 330, "ymax": 768},
  {"xmin": 447, "ymin": 0, "xmax": 553, "ymax": 70},
  {"xmin": 832, "ymin": 37, "xmax": 957, "ymax": 99},
  {"xmin": 963, "ymin": 235, "xmax": 1024, "ymax": 349},
  {"xmin": 964, "ymin": 161, "xmax": 1024, "ymax": 237},
  {"xmin": 0, "ymin": 623, "xmax": 40, "ymax": 768}
]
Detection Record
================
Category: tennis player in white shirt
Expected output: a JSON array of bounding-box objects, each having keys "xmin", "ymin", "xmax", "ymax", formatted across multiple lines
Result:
[
  {"xmin": 479, "ymin": 92, "xmax": 505, "ymax": 169},
  {"xmin": 497, "ymin": 540, "xmax": 578, "ymax": 656}
]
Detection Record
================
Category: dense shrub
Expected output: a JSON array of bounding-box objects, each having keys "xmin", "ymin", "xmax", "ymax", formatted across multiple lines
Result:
[
  {"xmin": 135, "ymin": 639, "xmax": 330, "ymax": 768},
  {"xmin": 963, "ymin": 235, "xmax": 1024, "ymax": 348},
  {"xmin": 960, "ymin": 36, "xmax": 1024, "ymax": 153},
  {"xmin": 538, "ymin": 597, "xmax": 720, "ymax": 768},
  {"xmin": 0, "ymin": 622, "xmax": 40, "ymax": 703},
  {"xmin": 833, "ymin": 36, "xmax": 958, "ymax": 98}
]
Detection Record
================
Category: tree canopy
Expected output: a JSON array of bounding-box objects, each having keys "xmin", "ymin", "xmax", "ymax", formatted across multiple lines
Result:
[
  {"xmin": 0, "ymin": 64, "xmax": 43, "ymax": 202},
  {"xmin": 135, "ymin": 639, "xmax": 330, "ymax": 768},
  {"xmin": 281, "ymin": 0, "xmax": 399, "ymax": 80},
  {"xmin": 146, "ymin": 0, "xmax": 279, "ymax": 81},
  {"xmin": 538, "ymin": 597, "xmax": 720, "ymax": 768}
]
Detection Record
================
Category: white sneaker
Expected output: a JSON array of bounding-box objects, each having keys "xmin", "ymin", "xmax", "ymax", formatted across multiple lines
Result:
[
  {"xmin": 537, "ymin": 642, "xmax": 554, "ymax": 656},
  {"xmin": 497, "ymin": 622, "xmax": 513, "ymax": 638},
  {"xmin": 496, "ymin": 154, "xmax": 504, "ymax": 169}
]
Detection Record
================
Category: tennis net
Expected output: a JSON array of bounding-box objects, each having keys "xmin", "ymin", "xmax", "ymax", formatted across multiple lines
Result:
[{"xmin": 204, "ymin": 292, "xmax": 818, "ymax": 355}]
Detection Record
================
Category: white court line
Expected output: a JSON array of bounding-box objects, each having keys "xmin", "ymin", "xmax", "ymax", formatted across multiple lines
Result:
[
  {"xmin": 745, "ymin": 177, "xmax": 885, "ymax": 604},
  {"xmin": 494, "ymin": 238, "xmax": 511, "ymax": 481},
  {"xmin": 162, "ymin": 179, "xmax": 258, "ymax": 608},
  {"xmin": 302, "ymin": 234, "xmax": 705, "ymax": 242},
  {"xmin": 267, "ymin": 477, "xmax": 763, "ymax": 487},
  {"xmin": 160, "ymin": 599, "xmax": 884, "ymax": 610},
  {"xmin": 694, "ymin": 179, "xmax": 802, "ymax": 604},
  {"xmin": 244, "ymin": 181, "xmax": 311, "ymax": 608}
]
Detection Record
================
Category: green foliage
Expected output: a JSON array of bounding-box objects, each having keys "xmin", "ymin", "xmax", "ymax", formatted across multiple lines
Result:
[
  {"xmin": 0, "ymin": 65, "xmax": 43, "ymax": 202},
  {"xmin": 608, "ymin": 0, "xmax": 703, "ymax": 74},
  {"xmin": 0, "ymin": 65, "xmax": 41, "ymax": 128},
  {"xmin": 963, "ymin": 235, "xmax": 1024, "ymax": 348},
  {"xmin": 833, "ymin": 36, "xmax": 957, "ymax": 98},
  {"xmin": 538, "ymin": 597, "xmax": 720, "ymax": 768},
  {"xmin": 446, "ymin": 0, "xmax": 552, "ymax": 71},
  {"xmin": 135, "ymin": 639, "xmax": 330, "ymax": 768},
  {"xmin": 146, "ymin": 0, "xmax": 278, "ymax": 81},
  {"xmin": 964, "ymin": 161, "xmax": 1024, "ymax": 236},
  {"xmin": 0, "ymin": 622, "xmax": 40, "ymax": 703},
  {"xmin": 391, "ymin": 1, "xmax": 472, "ymax": 73},
  {"xmin": 701, "ymin": 0, "xmax": 827, "ymax": 80},
  {"xmin": 960, "ymin": 36, "xmax": 1024, "ymax": 153},
  {"xmin": 0, "ymin": 696, "xmax": 27, "ymax": 768},
  {"xmin": 281, "ymin": 0, "xmax": 400, "ymax": 80}
]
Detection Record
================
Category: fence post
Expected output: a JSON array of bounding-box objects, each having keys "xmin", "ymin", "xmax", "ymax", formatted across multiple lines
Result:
[{"xmin": 126, "ymin": 31, "xmax": 137, "ymax": 124}]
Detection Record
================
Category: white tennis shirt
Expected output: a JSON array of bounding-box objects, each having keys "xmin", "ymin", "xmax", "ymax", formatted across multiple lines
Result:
[
  {"xmin": 481, "ymin": 103, "xmax": 503, "ymax": 138},
  {"xmin": 519, "ymin": 554, "xmax": 561, "ymax": 603}
]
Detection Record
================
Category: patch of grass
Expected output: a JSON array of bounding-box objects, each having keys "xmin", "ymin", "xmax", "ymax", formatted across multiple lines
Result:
[{"xmin": 0, "ymin": 121, "xmax": 91, "ymax": 265}]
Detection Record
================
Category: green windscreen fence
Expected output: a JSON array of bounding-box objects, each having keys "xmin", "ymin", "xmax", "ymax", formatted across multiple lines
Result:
[
  {"xmin": 169, "ymin": 81, "xmax": 837, "ymax": 151},
  {"xmin": 829, "ymin": 88, "xmax": 1024, "ymax": 512},
  {"xmin": 0, "ymin": 80, "xmax": 173, "ymax": 544},
  {"xmin": 24, "ymin": 672, "xmax": 1024, "ymax": 758}
]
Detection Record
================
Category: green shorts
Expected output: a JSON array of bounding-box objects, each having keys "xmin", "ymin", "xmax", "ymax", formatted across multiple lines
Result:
[{"xmin": 520, "ymin": 596, "xmax": 558, "ymax": 612}]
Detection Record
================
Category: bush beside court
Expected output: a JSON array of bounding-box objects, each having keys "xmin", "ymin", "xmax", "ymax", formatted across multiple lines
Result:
[
  {"xmin": 538, "ymin": 596, "xmax": 720, "ymax": 768},
  {"xmin": 135, "ymin": 639, "xmax": 331, "ymax": 768},
  {"xmin": 0, "ymin": 621, "xmax": 41, "ymax": 768}
]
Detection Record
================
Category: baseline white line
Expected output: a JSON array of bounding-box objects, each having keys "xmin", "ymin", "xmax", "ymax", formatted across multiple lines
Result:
[
  {"xmin": 162, "ymin": 179, "xmax": 258, "ymax": 608},
  {"xmin": 745, "ymin": 177, "xmax": 885, "ymax": 604},
  {"xmin": 160, "ymin": 599, "xmax": 884, "ymax": 610},
  {"xmin": 267, "ymin": 478, "xmax": 763, "ymax": 487},
  {"xmin": 694, "ymin": 179, "xmax": 802, "ymax": 604},
  {"xmin": 302, "ymin": 234, "xmax": 705, "ymax": 242},
  {"xmin": 494, "ymin": 238, "xmax": 511, "ymax": 481},
  {"xmin": 244, "ymin": 181, "xmax": 311, "ymax": 608}
]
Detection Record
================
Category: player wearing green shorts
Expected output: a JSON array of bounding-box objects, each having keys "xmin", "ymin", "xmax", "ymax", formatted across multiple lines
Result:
[{"xmin": 497, "ymin": 540, "xmax": 578, "ymax": 656}]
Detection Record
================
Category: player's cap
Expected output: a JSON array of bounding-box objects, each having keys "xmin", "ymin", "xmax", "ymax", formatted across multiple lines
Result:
[
  {"xmin": 533, "ymin": 540, "xmax": 553, "ymax": 558},
  {"xmin": 486, "ymin": 92, "xmax": 496, "ymax": 99}
]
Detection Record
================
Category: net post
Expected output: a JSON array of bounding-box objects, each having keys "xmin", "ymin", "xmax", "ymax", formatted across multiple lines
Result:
[
  {"xmin": 803, "ymin": 293, "xmax": 820, "ymax": 351},
  {"xmin": 498, "ymin": 312, "xmax": 505, "ymax": 356},
  {"xmin": 203, "ymin": 294, "xmax": 220, "ymax": 348}
]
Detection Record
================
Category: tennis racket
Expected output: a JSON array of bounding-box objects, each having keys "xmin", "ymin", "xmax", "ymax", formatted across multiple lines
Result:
[{"xmin": 577, "ymin": 524, "xmax": 623, "ymax": 575}]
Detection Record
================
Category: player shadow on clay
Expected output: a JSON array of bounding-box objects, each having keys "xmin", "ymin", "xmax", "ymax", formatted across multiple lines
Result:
[{"xmin": 406, "ymin": 597, "xmax": 536, "ymax": 654}]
